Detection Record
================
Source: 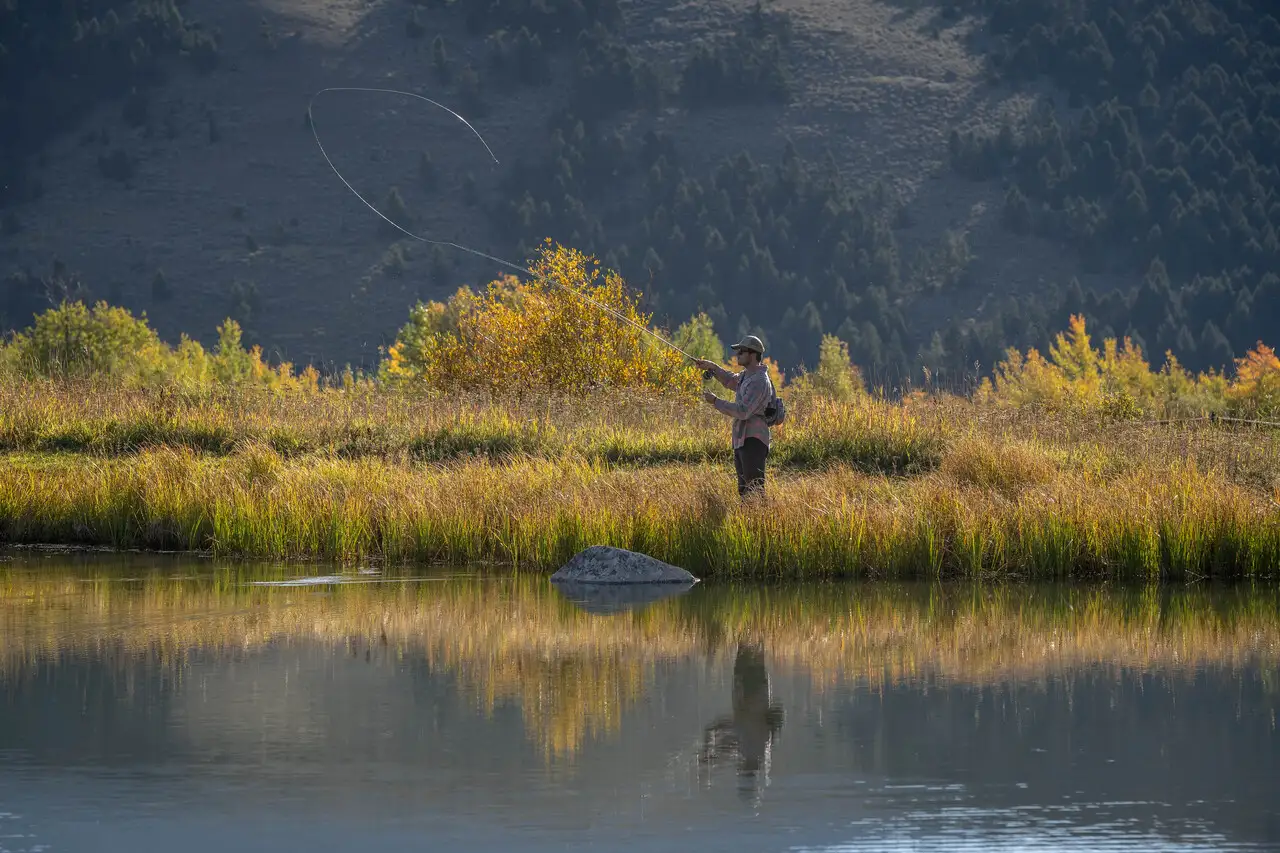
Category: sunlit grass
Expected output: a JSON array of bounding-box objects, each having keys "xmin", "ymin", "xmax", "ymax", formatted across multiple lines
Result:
[
  {"xmin": 1, "ymin": 380, "xmax": 1278, "ymax": 578},
  {"xmin": 1, "ymin": 444, "xmax": 1277, "ymax": 579},
  {"xmin": 0, "ymin": 380, "xmax": 941, "ymax": 474}
]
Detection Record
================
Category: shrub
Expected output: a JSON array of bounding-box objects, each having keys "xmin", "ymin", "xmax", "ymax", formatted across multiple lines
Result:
[
  {"xmin": 1, "ymin": 301, "xmax": 169, "ymax": 380},
  {"xmin": 380, "ymin": 242, "xmax": 698, "ymax": 394},
  {"xmin": 406, "ymin": 8, "xmax": 427, "ymax": 39},
  {"xmin": 789, "ymin": 334, "xmax": 865, "ymax": 402},
  {"xmin": 152, "ymin": 269, "xmax": 172, "ymax": 302},
  {"xmin": 981, "ymin": 314, "xmax": 1251, "ymax": 419},
  {"xmin": 1226, "ymin": 344, "xmax": 1280, "ymax": 418},
  {"xmin": 672, "ymin": 311, "xmax": 728, "ymax": 387}
]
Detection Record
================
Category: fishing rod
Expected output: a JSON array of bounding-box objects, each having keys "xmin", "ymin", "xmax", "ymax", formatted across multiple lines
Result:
[{"xmin": 307, "ymin": 87, "xmax": 701, "ymax": 364}]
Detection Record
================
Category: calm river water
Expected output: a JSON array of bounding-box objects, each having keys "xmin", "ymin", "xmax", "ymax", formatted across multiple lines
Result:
[{"xmin": 1, "ymin": 552, "xmax": 1277, "ymax": 852}]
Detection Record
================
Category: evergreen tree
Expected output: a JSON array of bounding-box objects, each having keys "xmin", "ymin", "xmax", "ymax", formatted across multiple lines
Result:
[
  {"xmin": 430, "ymin": 246, "xmax": 451, "ymax": 289},
  {"xmin": 1002, "ymin": 183, "xmax": 1032, "ymax": 234},
  {"xmin": 419, "ymin": 151, "xmax": 438, "ymax": 190},
  {"xmin": 1199, "ymin": 320, "xmax": 1233, "ymax": 370},
  {"xmin": 431, "ymin": 36, "xmax": 451, "ymax": 84},
  {"xmin": 381, "ymin": 187, "xmax": 413, "ymax": 237},
  {"xmin": 406, "ymin": 8, "xmax": 426, "ymax": 39},
  {"xmin": 151, "ymin": 268, "xmax": 171, "ymax": 302}
]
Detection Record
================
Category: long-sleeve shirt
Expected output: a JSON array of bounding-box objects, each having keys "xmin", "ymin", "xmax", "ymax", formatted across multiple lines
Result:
[{"xmin": 709, "ymin": 364, "xmax": 773, "ymax": 449}]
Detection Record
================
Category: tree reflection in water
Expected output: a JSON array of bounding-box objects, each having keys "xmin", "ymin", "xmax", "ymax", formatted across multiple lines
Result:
[{"xmin": 698, "ymin": 642, "xmax": 785, "ymax": 805}]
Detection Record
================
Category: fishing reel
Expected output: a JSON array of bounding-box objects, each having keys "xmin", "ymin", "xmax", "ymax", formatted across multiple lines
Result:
[{"xmin": 702, "ymin": 370, "xmax": 714, "ymax": 379}]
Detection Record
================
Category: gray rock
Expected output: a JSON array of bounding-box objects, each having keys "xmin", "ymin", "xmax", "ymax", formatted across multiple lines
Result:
[
  {"xmin": 549, "ymin": 545, "xmax": 699, "ymax": 585},
  {"xmin": 551, "ymin": 580, "xmax": 697, "ymax": 614}
]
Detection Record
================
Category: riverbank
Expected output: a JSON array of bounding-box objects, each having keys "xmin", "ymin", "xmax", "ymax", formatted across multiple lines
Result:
[{"xmin": 2, "ymin": 384, "xmax": 1278, "ymax": 579}]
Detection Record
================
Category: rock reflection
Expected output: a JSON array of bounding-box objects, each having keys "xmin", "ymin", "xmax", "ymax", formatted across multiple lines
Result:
[{"xmin": 549, "ymin": 579, "xmax": 697, "ymax": 613}]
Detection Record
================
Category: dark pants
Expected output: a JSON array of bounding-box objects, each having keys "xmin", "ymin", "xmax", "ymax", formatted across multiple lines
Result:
[{"xmin": 734, "ymin": 438, "xmax": 769, "ymax": 497}]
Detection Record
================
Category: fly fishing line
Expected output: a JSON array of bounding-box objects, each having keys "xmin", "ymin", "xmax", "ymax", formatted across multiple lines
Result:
[{"xmin": 307, "ymin": 87, "xmax": 699, "ymax": 362}]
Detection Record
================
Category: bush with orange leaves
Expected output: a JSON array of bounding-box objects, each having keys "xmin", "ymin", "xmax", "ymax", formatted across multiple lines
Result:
[
  {"xmin": 380, "ymin": 242, "xmax": 700, "ymax": 395},
  {"xmin": 1227, "ymin": 343, "xmax": 1280, "ymax": 417}
]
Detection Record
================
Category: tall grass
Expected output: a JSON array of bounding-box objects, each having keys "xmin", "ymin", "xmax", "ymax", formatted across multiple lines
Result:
[
  {"xmin": 1, "ymin": 380, "xmax": 1277, "ymax": 578},
  {"xmin": 0, "ymin": 380, "xmax": 941, "ymax": 473},
  {"xmin": 1, "ymin": 443, "xmax": 1277, "ymax": 579}
]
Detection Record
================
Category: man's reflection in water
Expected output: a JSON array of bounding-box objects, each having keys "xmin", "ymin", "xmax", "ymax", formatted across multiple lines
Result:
[{"xmin": 699, "ymin": 642, "xmax": 784, "ymax": 805}]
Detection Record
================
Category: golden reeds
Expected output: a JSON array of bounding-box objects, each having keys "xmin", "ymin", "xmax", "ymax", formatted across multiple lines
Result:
[{"xmin": 1, "ymin": 381, "xmax": 1277, "ymax": 578}]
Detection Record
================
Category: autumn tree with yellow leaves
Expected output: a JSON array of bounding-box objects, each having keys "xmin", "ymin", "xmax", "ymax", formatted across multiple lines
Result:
[
  {"xmin": 380, "ymin": 242, "xmax": 699, "ymax": 394},
  {"xmin": 980, "ymin": 314, "xmax": 1280, "ymax": 420},
  {"xmin": 1227, "ymin": 343, "xmax": 1280, "ymax": 417}
]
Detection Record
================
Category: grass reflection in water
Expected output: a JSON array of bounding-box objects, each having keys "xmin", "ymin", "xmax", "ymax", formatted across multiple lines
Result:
[{"xmin": 3, "ymin": 562, "xmax": 1277, "ymax": 762}]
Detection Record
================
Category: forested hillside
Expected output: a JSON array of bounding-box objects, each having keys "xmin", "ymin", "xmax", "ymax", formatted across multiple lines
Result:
[
  {"xmin": 1, "ymin": 0, "xmax": 1277, "ymax": 383},
  {"xmin": 0, "ymin": 0, "xmax": 219, "ymax": 207},
  {"xmin": 948, "ymin": 0, "xmax": 1280, "ymax": 375}
]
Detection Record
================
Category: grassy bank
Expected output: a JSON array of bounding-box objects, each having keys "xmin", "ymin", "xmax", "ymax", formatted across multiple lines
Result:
[
  {"xmin": 3, "ymin": 427, "xmax": 1279, "ymax": 579},
  {"xmin": 5, "ymin": 564, "xmax": 1278, "ymax": 758},
  {"xmin": 1, "ymin": 382, "xmax": 1278, "ymax": 579}
]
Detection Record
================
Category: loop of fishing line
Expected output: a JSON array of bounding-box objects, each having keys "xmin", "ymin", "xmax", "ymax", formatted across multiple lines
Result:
[{"xmin": 307, "ymin": 87, "xmax": 697, "ymax": 361}]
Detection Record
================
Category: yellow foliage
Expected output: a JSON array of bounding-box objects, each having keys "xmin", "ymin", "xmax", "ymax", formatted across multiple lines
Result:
[
  {"xmin": 1227, "ymin": 342, "xmax": 1280, "ymax": 416},
  {"xmin": 989, "ymin": 314, "xmax": 1246, "ymax": 419},
  {"xmin": 381, "ymin": 242, "xmax": 699, "ymax": 395},
  {"xmin": 1099, "ymin": 337, "xmax": 1151, "ymax": 395},
  {"xmin": 1048, "ymin": 313, "xmax": 1099, "ymax": 385},
  {"xmin": 990, "ymin": 344, "xmax": 1082, "ymax": 409},
  {"xmin": 4, "ymin": 300, "xmax": 171, "ymax": 383},
  {"xmin": 788, "ymin": 334, "xmax": 864, "ymax": 403},
  {"xmin": 208, "ymin": 319, "xmax": 318, "ymax": 392},
  {"xmin": 0, "ymin": 303, "xmax": 318, "ymax": 391}
]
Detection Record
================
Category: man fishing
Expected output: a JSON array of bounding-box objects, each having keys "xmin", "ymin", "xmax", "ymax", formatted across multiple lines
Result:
[{"xmin": 695, "ymin": 335, "xmax": 774, "ymax": 498}]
